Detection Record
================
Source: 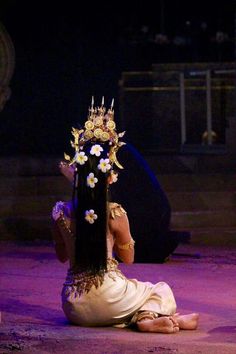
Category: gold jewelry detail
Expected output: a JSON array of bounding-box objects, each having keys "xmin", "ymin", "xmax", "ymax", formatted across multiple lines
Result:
[
  {"xmin": 132, "ymin": 311, "xmax": 159, "ymax": 323},
  {"xmin": 94, "ymin": 117, "xmax": 103, "ymax": 126},
  {"xmin": 109, "ymin": 203, "xmax": 126, "ymax": 219},
  {"xmin": 94, "ymin": 128, "xmax": 103, "ymax": 138},
  {"xmin": 84, "ymin": 130, "xmax": 94, "ymax": 140},
  {"xmin": 64, "ymin": 258, "xmax": 124, "ymax": 296},
  {"xmin": 106, "ymin": 120, "xmax": 116, "ymax": 130},
  {"xmin": 64, "ymin": 97, "xmax": 126, "ymax": 169},
  {"xmin": 100, "ymin": 131, "xmax": 110, "ymax": 142},
  {"xmin": 57, "ymin": 212, "xmax": 74, "ymax": 236},
  {"xmin": 85, "ymin": 121, "xmax": 94, "ymax": 130},
  {"xmin": 116, "ymin": 238, "xmax": 135, "ymax": 250}
]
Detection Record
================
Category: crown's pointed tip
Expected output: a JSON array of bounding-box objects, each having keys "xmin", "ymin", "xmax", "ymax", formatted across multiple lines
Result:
[{"xmin": 111, "ymin": 98, "xmax": 114, "ymax": 109}]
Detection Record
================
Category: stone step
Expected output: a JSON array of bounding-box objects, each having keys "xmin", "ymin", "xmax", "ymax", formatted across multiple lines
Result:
[
  {"xmin": 0, "ymin": 176, "xmax": 71, "ymax": 196},
  {"xmin": 167, "ymin": 191, "xmax": 236, "ymax": 211},
  {"xmin": 189, "ymin": 227, "xmax": 236, "ymax": 247},
  {"xmin": 1, "ymin": 215, "xmax": 236, "ymax": 247},
  {"xmin": 0, "ymin": 157, "xmax": 61, "ymax": 176},
  {"xmin": 1, "ymin": 155, "xmax": 236, "ymax": 176},
  {"xmin": 158, "ymin": 173, "xmax": 236, "ymax": 192},
  {"xmin": 146, "ymin": 154, "xmax": 236, "ymax": 174},
  {"xmin": 0, "ymin": 196, "xmax": 69, "ymax": 217},
  {"xmin": 170, "ymin": 209, "xmax": 236, "ymax": 229},
  {"xmin": 0, "ymin": 174, "xmax": 236, "ymax": 196},
  {"xmin": 1, "ymin": 173, "xmax": 236, "ymax": 197},
  {"xmin": 2, "ymin": 199, "xmax": 236, "ymax": 227},
  {"xmin": 1, "ymin": 190, "xmax": 235, "ymax": 217},
  {"xmin": 0, "ymin": 216, "xmax": 52, "ymax": 241}
]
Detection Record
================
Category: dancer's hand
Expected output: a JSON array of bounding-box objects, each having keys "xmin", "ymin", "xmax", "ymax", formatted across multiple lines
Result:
[{"xmin": 59, "ymin": 161, "xmax": 74, "ymax": 183}]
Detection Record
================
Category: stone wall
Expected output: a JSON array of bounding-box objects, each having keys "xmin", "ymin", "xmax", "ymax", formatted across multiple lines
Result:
[
  {"xmin": 0, "ymin": 22, "xmax": 15, "ymax": 112},
  {"xmin": 119, "ymin": 62, "xmax": 236, "ymax": 155}
]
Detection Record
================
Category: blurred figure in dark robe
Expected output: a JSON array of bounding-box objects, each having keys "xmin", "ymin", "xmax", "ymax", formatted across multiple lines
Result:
[{"xmin": 111, "ymin": 142, "xmax": 187, "ymax": 263}]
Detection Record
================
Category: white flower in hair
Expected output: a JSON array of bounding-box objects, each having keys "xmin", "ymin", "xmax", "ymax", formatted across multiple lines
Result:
[
  {"xmin": 75, "ymin": 151, "xmax": 88, "ymax": 165},
  {"xmin": 90, "ymin": 144, "xmax": 103, "ymax": 156},
  {"xmin": 85, "ymin": 209, "xmax": 98, "ymax": 224},
  {"xmin": 87, "ymin": 172, "xmax": 98, "ymax": 188},
  {"xmin": 98, "ymin": 158, "xmax": 111, "ymax": 173}
]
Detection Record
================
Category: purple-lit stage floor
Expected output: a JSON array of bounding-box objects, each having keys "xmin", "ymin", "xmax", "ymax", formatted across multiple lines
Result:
[{"xmin": 0, "ymin": 242, "xmax": 236, "ymax": 354}]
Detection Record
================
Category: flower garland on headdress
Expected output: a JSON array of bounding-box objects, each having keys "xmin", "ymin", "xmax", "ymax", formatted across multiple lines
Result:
[{"xmin": 64, "ymin": 97, "xmax": 126, "ymax": 224}]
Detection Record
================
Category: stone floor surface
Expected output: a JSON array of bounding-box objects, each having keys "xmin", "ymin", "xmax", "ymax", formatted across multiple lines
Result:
[{"xmin": 0, "ymin": 241, "xmax": 236, "ymax": 354}]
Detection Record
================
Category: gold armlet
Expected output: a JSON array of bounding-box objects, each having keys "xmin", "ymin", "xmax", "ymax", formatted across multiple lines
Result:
[{"xmin": 116, "ymin": 238, "xmax": 135, "ymax": 250}]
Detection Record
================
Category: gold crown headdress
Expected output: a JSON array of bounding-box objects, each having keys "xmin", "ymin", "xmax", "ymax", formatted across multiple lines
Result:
[{"xmin": 64, "ymin": 97, "xmax": 126, "ymax": 169}]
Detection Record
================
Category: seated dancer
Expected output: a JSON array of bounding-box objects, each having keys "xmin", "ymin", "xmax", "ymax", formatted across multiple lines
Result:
[{"xmin": 51, "ymin": 98, "xmax": 199, "ymax": 332}]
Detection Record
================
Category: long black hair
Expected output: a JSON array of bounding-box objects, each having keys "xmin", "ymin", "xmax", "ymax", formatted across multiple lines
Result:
[{"xmin": 72, "ymin": 143, "xmax": 110, "ymax": 274}]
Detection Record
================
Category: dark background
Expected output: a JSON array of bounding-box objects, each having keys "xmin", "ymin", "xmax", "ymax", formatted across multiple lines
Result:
[{"xmin": 0, "ymin": 0, "xmax": 235, "ymax": 155}]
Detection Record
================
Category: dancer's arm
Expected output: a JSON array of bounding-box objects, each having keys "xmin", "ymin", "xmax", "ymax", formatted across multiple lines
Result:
[
  {"xmin": 51, "ymin": 221, "xmax": 68, "ymax": 263},
  {"xmin": 51, "ymin": 201, "xmax": 71, "ymax": 263},
  {"xmin": 111, "ymin": 214, "xmax": 135, "ymax": 264}
]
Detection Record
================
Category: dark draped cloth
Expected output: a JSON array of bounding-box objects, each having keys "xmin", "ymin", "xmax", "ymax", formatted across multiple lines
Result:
[{"xmin": 111, "ymin": 143, "xmax": 180, "ymax": 263}]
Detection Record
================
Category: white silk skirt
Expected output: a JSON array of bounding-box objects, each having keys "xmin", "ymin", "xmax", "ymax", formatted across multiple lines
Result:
[{"xmin": 61, "ymin": 260, "xmax": 176, "ymax": 327}]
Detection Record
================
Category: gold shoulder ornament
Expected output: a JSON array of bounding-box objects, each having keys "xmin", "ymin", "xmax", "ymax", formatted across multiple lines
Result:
[{"xmin": 109, "ymin": 203, "xmax": 127, "ymax": 219}]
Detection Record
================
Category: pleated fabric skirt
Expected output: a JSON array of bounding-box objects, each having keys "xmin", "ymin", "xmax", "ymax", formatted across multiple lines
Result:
[{"xmin": 61, "ymin": 265, "xmax": 177, "ymax": 327}]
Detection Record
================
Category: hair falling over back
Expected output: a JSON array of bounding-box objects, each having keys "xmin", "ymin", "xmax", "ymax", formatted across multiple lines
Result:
[{"xmin": 72, "ymin": 143, "xmax": 109, "ymax": 274}]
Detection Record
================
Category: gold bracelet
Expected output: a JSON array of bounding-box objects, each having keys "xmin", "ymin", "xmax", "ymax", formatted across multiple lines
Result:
[{"xmin": 116, "ymin": 238, "xmax": 135, "ymax": 250}]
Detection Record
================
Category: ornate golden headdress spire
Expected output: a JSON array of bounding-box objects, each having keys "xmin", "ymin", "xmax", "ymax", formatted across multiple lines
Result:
[{"xmin": 64, "ymin": 97, "xmax": 126, "ymax": 169}]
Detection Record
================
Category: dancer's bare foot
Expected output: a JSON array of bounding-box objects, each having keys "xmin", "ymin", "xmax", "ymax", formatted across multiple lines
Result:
[
  {"xmin": 137, "ymin": 316, "xmax": 179, "ymax": 333},
  {"xmin": 174, "ymin": 313, "xmax": 199, "ymax": 330}
]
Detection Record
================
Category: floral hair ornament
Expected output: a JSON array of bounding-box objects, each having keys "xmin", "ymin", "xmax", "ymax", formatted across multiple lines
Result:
[
  {"xmin": 63, "ymin": 97, "xmax": 126, "ymax": 169},
  {"xmin": 90, "ymin": 144, "xmax": 103, "ymax": 157},
  {"xmin": 98, "ymin": 158, "xmax": 111, "ymax": 173},
  {"xmin": 87, "ymin": 172, "xmax": 98, "ymax": 188},
  {"xmin": 85, "ymin": 209, "xmax": 98, "ymax": 224},
  {"xmin": 74, "ymin": 151, "xmax": 88, "ymax": 165}
]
